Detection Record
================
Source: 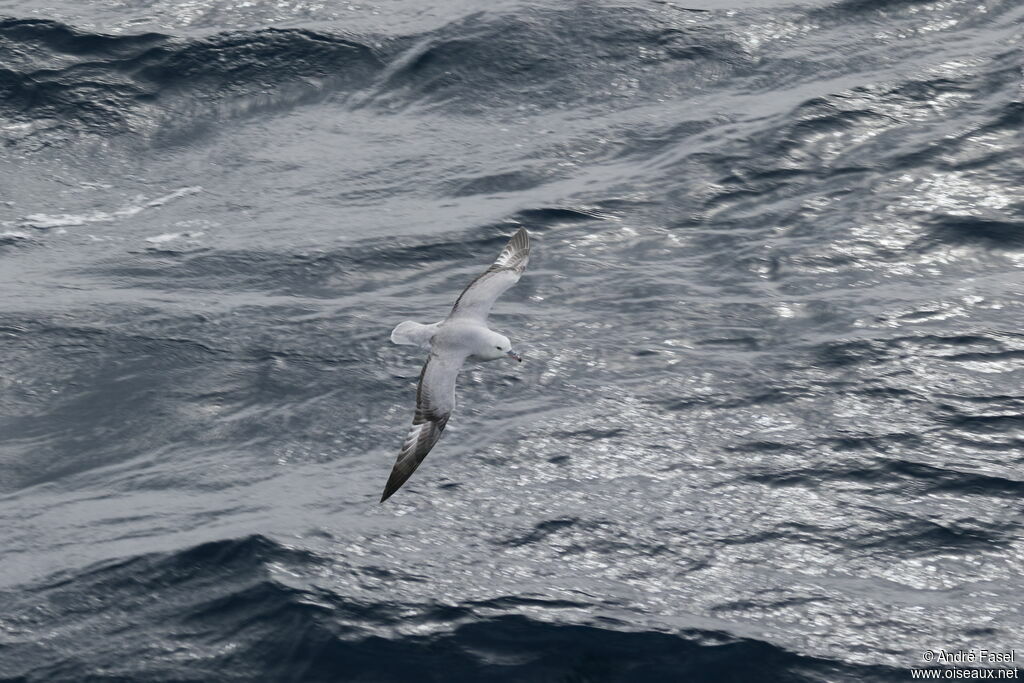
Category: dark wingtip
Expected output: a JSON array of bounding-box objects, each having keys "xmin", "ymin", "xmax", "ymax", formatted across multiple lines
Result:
[
  {"xmin": 380, "ymin": 477, "xmax": 401, "ymax": 503},
  {"xmin": 380, "ymin": 462, "xmax": 414, "ymax": 503},
  {"xmin": 510, "ymin": 227, "xmax": 530, "ymax": 261}
]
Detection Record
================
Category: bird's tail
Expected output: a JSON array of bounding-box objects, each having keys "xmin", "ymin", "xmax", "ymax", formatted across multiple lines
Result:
[{"xmin": 390, "ymin": 320, "xmax": 439, "ymax": 349}]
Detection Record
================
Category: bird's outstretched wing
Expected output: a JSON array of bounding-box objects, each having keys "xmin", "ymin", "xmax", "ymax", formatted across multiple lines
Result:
[
  {"xmin": 447, "ymin": 228, "xmax": 530, "ymax": 323},
  {"xmin": 380, "ymin": 351, "xmax": 465, "ymax": 502}
]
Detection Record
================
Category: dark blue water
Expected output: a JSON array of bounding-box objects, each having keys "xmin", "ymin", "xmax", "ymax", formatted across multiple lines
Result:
[{"xmin": 1, "ymin": 1, "xmax": 1022, "ymax": 681}]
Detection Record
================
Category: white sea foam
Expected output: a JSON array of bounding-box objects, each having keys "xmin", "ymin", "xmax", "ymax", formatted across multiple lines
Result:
[
  {"xmin": 18, "ymin": 186, "xmax": 203, "ymax": 230},
  {"xmin": 144, "ymin": 231, "xmax": 205, "ymax": 244}
]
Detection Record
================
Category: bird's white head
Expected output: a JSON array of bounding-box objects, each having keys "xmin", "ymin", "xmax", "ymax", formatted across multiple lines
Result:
[{"xmin": 479, "ymin": 330, "xmax": 522, "ymax": 362}]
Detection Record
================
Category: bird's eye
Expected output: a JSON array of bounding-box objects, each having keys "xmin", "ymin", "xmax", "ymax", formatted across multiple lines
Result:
[{"xmin": 496, "ymin": 345, "xmax": 502, "ymax": 350}]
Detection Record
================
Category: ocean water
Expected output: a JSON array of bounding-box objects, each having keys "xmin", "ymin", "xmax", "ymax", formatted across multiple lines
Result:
[{"xmin": 0, "ymin": 0, "xmax": 1022, "ymax": 680}]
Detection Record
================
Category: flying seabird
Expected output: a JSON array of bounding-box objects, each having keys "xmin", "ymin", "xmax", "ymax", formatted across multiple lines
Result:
[{"xmin": 382, "ymin": 228, "xmax": 531, "ymax": 502}]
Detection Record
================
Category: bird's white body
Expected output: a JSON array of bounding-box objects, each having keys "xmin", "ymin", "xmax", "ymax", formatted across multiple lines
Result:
[
  {"xmin": 381, "ymin": 228, "xmax": 531, "ymax": 502},
  {"xmin": 394, "ymin": 319, "xmax": 511, "ymax": 361}
]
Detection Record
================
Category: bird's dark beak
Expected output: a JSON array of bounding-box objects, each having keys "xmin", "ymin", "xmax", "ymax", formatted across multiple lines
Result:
[{"xmin": 507, "ymin": 349, "xmax": 522, "ymax": 362}]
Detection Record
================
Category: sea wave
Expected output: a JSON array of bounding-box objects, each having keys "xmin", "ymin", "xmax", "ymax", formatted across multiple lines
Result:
[{"xmin": 0, "ymin": 534, "xmax": 901, "ymax": 683}]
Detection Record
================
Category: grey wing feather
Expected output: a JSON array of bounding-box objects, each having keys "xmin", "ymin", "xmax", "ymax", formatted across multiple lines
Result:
[
  {"xmin": 380, "ymin": 351, "xmax": 464, "ymax": 502},
  {"xmin": 448, "ymin": 228, "xmax": 530, "ymax": 322}
]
